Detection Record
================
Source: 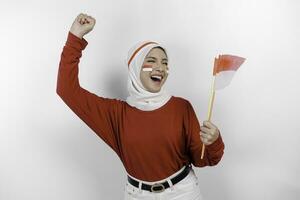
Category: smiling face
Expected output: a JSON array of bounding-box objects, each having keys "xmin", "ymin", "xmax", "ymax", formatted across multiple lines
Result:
[{"xmin": 140, "ymin": 47, "xmax": 169, "ymax": 93}]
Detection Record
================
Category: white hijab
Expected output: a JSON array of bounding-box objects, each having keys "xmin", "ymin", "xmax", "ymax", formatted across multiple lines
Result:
[{"xmin": 125, "ymin": 40, "xmax": 172, "ymax": 111}]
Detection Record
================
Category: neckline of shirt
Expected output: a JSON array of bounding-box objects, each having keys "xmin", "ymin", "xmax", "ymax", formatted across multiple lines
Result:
[{"xmin": 127, "ymin": 96, "xmax": 174, "ymax": 113}]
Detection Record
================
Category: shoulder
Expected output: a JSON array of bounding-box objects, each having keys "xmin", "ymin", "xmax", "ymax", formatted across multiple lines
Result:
[
  {"xmin": 112, "ymin": 97, "xmax": 127, "ymax": 107},
  {"xmin": 97, "ymin": 96, "xmax": 126, "ymax": 110},
  {"xmin": 172, "ymin": 95, "xmax": 190, "ymax": 106},
  {"xmin": 171, "ymin": 95, "xmax": 192, "ymax": 111},
  {"xmin": 171, "ymin": 96, "xmax": 198, "ymax": 116}
]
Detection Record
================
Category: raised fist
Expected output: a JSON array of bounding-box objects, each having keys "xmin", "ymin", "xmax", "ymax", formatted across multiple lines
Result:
[{"xmin": 69, "ymin": 13, "xmax": 96, "ymax": 39}]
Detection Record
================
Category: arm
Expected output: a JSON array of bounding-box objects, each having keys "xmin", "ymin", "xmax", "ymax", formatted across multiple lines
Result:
[
  {"xmin": 56, "ymin": 31, "xmax": 123, "ymax": 156},
  {"xmin": 184, "ymin": 100, "xmax": 225, "ymax": 167}
]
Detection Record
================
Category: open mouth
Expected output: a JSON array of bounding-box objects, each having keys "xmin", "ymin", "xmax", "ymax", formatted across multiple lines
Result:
[{"xmin": 150, "ymin": 75, "xmax": 163, "ymax": 84}]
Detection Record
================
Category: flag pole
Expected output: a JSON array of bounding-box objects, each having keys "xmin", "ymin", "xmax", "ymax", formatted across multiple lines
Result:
[{"xmin": 201, "ymin": 75, "xmax": 216, "ymax": 159}]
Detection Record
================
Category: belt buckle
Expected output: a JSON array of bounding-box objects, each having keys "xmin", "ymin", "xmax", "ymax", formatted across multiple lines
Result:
[{"xmin": 150, "ymin": 183, "xmax": 165, "ymax": 193}]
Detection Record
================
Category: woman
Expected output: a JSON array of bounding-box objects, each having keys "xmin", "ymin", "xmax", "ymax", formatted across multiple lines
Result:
[{"xmin": 56, "ymin": 13, "xmax": 225, "ymax": 200}]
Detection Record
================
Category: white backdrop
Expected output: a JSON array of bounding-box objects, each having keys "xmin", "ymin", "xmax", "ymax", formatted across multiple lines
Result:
[{"xmin": 1, "ymin": 0, "xmax": 299, "ymax": 199}]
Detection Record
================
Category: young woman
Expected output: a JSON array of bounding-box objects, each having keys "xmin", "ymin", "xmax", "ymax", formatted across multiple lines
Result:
[{"xmin": 56, "ymin": 13, "xmax": 225, "ymax": 200}]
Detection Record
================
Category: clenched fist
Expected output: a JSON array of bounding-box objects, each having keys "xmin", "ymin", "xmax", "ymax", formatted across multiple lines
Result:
[
  {"xmin": 200, "ymin": 120, "xmax": 220, "ymax": 145},
  {"xmin": 70, "ymin": 13, "xmax": 96, "ymax": 39}
]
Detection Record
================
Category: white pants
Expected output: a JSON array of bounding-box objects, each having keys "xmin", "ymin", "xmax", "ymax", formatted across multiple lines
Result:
[{"xmin": 124, "ymin": 166, "xmax": 203, "ymax": 200}]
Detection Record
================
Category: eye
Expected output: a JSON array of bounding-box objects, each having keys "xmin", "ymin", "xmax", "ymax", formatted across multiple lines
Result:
[{"xmin": 147, "ymin": 60, "xmax": 155, "ymax": 63}]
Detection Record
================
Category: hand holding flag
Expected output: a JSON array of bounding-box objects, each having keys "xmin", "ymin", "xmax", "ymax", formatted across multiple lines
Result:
[{"xmin": 200, "ymin": 120, "xmax": 220, "ymax": 145}]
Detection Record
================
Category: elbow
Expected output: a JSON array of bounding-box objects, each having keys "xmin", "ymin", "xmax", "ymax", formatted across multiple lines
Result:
[
  {"xmin": 56, "ymin": 84, "xmax": 78, "ymax": 102},
  {"xmin": 56, "ymin": 85, "xmax": 68, "ymax": 99},
  {"xmin": 56, "ymin": 72, "xmax": 69, "ymax": 98},
  {"xmin": 56, "ymin": 85, "xmax": 64, "ymax": 97},
  {"xmin": 56, "ymin": 80, "xmax": 68, "ymax": 98},
  {"xmin": 56, "ymin": 89, "xmax": 69, "ymax": 101},
  {"xmin": 56, "ymin": 86, "xmax": 61, "ymax": 96},
  {"xmin": 56, "ymin": 75, "xmax": 63, "ymax": 97}
]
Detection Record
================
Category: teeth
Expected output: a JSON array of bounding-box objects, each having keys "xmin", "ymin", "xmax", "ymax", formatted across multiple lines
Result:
[{"xmin": 151, "ymin": 75, "xmax": 162, "ymax": 80}]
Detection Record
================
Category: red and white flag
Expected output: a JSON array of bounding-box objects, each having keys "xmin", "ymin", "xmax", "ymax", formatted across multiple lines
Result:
[
  {"xmin": 213, "ymin": 55, "xmax": 246, "ymax": 90},
  {"xmin": 201, "ymin": 54, "xmax": 246, "ymax": 159}
]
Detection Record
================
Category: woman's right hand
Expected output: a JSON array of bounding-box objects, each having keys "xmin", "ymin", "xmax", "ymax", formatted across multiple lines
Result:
[{"xmin": 70, "ymin": 13, "xmax": 96, "ymax": 39}]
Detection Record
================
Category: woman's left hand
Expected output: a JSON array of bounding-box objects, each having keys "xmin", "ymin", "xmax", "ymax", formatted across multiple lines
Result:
[{"xmin": 200, "ymin": 120, "xmax": 220, "ymax": 145}]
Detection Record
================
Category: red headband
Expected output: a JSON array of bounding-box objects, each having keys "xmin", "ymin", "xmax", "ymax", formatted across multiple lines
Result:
[{"xmin": 127, "ymin": 41, "xmax": 158, "ymax": 67}]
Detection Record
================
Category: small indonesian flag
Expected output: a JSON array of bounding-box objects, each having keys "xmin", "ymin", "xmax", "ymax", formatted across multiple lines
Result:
[
  {"xmin": 201, "ymin": 54, "xmax": 246, "ymax": 159},
  {"xmin": 213, "ymin": 55, "xmax": 246, "ymax": 90}
]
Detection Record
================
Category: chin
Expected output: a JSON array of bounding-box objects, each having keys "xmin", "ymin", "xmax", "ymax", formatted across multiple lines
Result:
[
  {"xmin": 144, "ymin": 81, "xmax": 164, "ymax": 93},
  {"xmin": 150, "ymin": 87, "xmax": 161, "ymax": 93}
]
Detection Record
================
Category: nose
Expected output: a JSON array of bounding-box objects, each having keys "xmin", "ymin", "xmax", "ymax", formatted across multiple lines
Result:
[{"xmin": 152, "ymin": 63, "xmax": 166, "ymax": 72}]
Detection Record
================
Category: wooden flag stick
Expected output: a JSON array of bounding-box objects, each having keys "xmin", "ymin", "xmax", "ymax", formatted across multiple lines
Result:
[{"xmin": 201, "ymin": 75, "xmax": 216, "ymax": 159}]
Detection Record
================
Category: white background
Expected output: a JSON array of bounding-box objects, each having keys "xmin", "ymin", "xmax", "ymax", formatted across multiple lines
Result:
[{"xmin": 0, "ymin": 0, "xmax": 299, "ymax": 199}]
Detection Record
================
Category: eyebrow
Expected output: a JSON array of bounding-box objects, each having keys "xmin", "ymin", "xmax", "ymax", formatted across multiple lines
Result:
[{"xmin": 146, "ymin": 56, "xmax": 168, "ymax": 61}]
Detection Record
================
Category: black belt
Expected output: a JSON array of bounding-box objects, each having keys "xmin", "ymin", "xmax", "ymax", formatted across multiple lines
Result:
[{"xmin": 127, "ymin": 164, "xmax": 192, "ymax": 193}]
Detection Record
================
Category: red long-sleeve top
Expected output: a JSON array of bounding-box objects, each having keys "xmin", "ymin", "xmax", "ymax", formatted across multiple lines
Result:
[{"xmin": 56, "ymin": 31, "xmax": 225, "ymax": 182}]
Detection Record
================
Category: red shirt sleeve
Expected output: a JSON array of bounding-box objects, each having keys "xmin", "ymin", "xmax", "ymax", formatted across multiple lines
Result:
[
  {"xmin": 184, "ymin": 100, "xmax": 225, "ymax": 167},
  {"xmin": 56, "ymin": 31, "xmax": 124, "ymax": 156}
]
